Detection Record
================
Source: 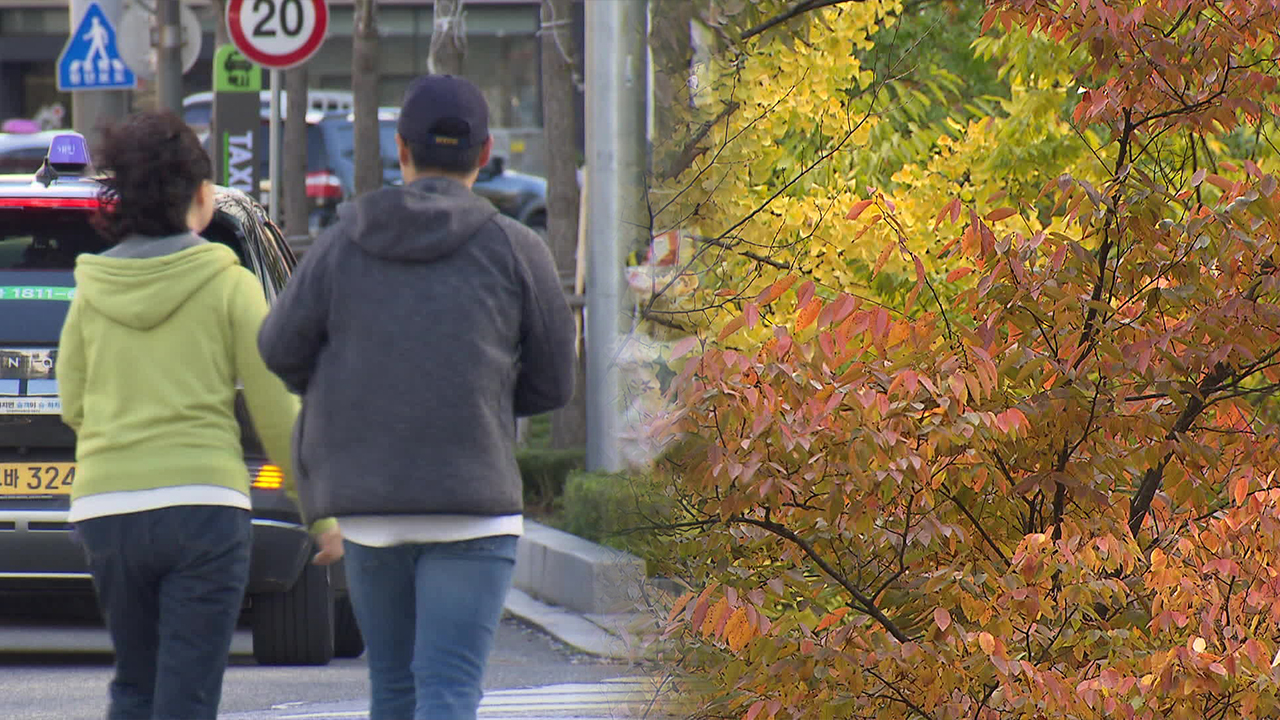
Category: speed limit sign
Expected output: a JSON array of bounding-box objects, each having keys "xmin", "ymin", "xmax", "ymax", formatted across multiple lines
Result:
[{"xmin": 226, "ymin": 0, "xmax": 328, "ymax": 69}]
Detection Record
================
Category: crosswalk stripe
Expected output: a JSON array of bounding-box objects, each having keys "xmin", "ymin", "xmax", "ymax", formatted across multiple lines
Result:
[
  {"xmin": 479, "ymin": 677, "xmax": 669, "ymax": 719},
  {"xmin": 275, "ymin": 677, "xmax": 676, "ymax": 720}
]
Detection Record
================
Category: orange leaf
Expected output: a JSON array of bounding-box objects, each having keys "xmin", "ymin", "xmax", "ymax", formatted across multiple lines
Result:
[
  {"xmin": 978, "ymin": 631, "xmax": 996, "ymax": 655},
  {"xmin": 796, "ymin": 299, "xmax": 822, "ymax": 331},
  {"xmin": 718, "ymin": 315, "xmax": 746, "ymax": 341},
  {"xmin": 745, "ymin": 700, "xmax": 767, "ymax": 720},
  {"xmin": 985, "ymin": 207, "xmax": 1017, "ymax": 222},
  {"xmin": 872, "ymin": 243, "xmax": 895, "ymax": 277},
  {"xmin": 1233, "ymin": 475, "xmax": 1249, "ymax": 506},
  {"xmin": 756, "ymin": 276, "xmax": 797, "ymax": 306},
  {"xmin": 846, "ymin": 198, "xmax": 875, "ymax": 220},
  {"xmin": 815, "ymin": 606, "xmax": 850, "ymax": 632},
  {"xmin": 667, "ymin": 591, "xmax": 696, "ymax": 624},
  {"xmin": 946, "ymin": 267, "xmax": 974, "ymax": 283}
]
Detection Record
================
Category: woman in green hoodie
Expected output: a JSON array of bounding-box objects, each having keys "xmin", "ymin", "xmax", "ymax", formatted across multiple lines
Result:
[{"xmin": 55, "ymin": 111, "xmax": 340, "ymax": 720}]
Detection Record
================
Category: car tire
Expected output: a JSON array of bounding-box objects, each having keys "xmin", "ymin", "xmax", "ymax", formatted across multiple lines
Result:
[
  {"xmin": 333, "ymin": 594, "xmax": 365, "ymax": 658},
  {"xmin": 251, "ymin": 562, "xmax": 335, "ymax": 666}
]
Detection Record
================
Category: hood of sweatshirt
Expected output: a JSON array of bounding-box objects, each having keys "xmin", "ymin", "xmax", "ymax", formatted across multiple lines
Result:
[
  {"xmin": 341, "ymin": 176, "xmax": 501, "ymax": 262},
  {"xmin": 73, "ymin": 241, "xmax": 239, "ymax": 331}
]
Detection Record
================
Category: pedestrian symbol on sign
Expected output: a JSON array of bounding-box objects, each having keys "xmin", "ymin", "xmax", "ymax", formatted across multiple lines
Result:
[{"xmin": 57, "ymin": 1, "xmax": 137, "ymax": 92}]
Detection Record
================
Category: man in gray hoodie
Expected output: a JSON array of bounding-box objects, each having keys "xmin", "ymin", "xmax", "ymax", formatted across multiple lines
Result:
[{"xmin": 257, "ymin": 74, "xmax": 576, "ymax": 720}]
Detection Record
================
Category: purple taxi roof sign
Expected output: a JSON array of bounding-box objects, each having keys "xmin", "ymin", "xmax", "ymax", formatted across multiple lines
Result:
[{"xmin": 47, "ymin": 133, "xmax": 91, "ymax": 169}]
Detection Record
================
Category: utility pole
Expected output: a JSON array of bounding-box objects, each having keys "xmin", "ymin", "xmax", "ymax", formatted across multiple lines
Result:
[
  {"xmin": 584, "ymin": 0, "xmax": 648, "ymax": 473},
  {"xmin": 68, "ymin": 0, "xmax": 129, "ymax": 143},
  {"xmin": 155, "ymin": 0, "xmax": 184, "ymax": 115}
]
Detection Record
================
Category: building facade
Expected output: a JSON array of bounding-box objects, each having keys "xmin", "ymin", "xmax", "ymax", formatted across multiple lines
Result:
[{"xmin": 0, "ymin": 0, "xmax": 585, "ymax": 173}]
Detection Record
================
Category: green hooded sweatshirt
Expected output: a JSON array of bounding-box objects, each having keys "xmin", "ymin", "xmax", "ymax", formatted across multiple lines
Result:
[{"xmin": 56, "ymin": 242, "xmax": 331, "ymax": 533}]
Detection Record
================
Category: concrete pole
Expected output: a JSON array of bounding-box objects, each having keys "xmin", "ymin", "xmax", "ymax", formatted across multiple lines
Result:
[
  {"xmin": 69, "ymin": 0, "xmax": 130, "ymax": 143},
  {"xmin": 584, "ymin": 0, "xmax": 647, "ymax": 473},
  {"xmin": 155, "ymin": 0, "xmax": 184, "ymax": 115},
  {"xmin": 268, "ymin": 70, "xmax": 282, "ymax": 223}
]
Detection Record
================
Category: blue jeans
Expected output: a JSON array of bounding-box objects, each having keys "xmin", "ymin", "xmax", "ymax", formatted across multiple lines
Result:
[
  {"xmin": 74, "ymin": 505, "xmax": 252, "ymax": 720},
  {"xmin": 343, "ymin": 534, "xmax": 519, "ymax": 720}
]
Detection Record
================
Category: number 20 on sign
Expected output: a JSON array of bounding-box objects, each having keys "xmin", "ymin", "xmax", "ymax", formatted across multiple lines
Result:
[{"xmin": 226, "ymin": 0, "xmax": 328, "ymax": 69}]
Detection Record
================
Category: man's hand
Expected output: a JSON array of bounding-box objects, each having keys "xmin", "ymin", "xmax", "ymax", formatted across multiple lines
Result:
[{"xmin": 313, "ymin": 527, "xmax": 345, "ymax": 565}]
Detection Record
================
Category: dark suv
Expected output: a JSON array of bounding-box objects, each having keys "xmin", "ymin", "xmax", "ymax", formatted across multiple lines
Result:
[{"xmin": 0, "ymin": 136, "xmax": 362, "ymax": 666}]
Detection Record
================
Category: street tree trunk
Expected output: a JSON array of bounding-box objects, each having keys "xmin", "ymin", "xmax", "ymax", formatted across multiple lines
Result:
[
  {"xmin": 541, "ymin": 0, "xmax": 587, "ymax": 449},
  {"xmin": 283, "ymin": 64, "xmax": 310, "ymax": 240},
  {"xmin": 428, "ymin": 0, "xmax": 466, "ymax": 75},
  {"xmin": 352, "ymin": 0, "xmax": 381, "ymax": 197}
]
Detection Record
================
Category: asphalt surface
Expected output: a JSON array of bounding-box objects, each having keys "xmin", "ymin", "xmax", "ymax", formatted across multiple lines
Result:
[{"xmin": 0, "ymin": 596, "xmax": 633, "ymax": 720}]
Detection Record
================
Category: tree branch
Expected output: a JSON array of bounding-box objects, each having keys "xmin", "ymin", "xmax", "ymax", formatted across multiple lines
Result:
[
  {"xmin": 729, "ymin": 515, "xmax": 912, "ymax": 643},
  {"xmin": 1128, "ymin": 362, "xmax": 1233, "ymax": 536}
]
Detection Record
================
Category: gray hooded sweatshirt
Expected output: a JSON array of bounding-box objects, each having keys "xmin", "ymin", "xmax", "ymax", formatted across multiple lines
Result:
[{"xmin": 257, "ymin": 176, "xmax": 576, "ymax": 519}]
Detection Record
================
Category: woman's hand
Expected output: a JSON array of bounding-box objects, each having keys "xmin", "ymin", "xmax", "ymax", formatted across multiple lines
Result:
[{"xmin": 312, "ymin": 526, "xmax": 345, "ymax": 565}]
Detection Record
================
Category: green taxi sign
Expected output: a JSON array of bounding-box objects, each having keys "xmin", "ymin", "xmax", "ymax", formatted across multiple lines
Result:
[{"xmin": 214, "ymin": 45, "xmax": 261, "ymax": 93}]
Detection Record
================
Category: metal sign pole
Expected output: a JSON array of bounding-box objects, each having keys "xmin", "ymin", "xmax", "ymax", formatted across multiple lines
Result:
[{"xmin": 268, "ymin": 69, "xmax": 282, "ymax": 222}]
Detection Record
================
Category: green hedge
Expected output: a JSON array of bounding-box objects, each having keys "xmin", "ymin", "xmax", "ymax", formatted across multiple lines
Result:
[
  {"xmin": 551, "ymin": 470, "xmax": 666, "ymax": 566},
  {"xmin": 517, "ymin": 447, "xmax": 585, "ymax": 514}
]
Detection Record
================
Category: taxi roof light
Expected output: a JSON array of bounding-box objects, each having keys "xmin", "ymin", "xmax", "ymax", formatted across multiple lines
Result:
[{"xmin": 48, "ymin": 133, "xmax": 91, "ymax": 172}]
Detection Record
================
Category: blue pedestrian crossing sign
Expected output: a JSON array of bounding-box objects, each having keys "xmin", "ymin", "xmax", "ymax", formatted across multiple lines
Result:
[{"xmin": 57, "ymin": 2, "xmax": 137, "ymax": 92}]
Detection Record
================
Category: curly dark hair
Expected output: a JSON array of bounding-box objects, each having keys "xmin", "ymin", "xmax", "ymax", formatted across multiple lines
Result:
[{"xmin": 93, "ymin": 111, "xmax": 213, "ymax": 244}]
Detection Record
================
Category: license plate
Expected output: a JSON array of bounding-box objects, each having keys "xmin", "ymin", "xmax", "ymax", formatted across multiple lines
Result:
[{"xmin": 0, "ymin": 463, "xmax": 76, "ymax": 498}]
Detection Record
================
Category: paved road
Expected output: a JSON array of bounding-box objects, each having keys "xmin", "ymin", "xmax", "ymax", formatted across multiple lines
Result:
[{"xmin": 0, "ymin": 598, "xmax": 640, "ymax": 720}]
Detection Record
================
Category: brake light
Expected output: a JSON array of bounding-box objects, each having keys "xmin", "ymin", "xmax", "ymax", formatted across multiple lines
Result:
[
  {"xmin": 305, "ymin": 171, "xmax": 343, "ymax": 200},
  {"xmin": 0, "ymin": 197, "xmax": 100, "ymax": 209},
  {"xmin": 252, "ymin": 464, "xmax": 284, "ymax": 490}
]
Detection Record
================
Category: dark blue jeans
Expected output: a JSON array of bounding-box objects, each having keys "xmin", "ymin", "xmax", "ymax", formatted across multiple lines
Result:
[
  {"xmin": 74, "ymin": 505, "xmax": 252, "ymax": 720},
  {"xmin": 343, "ymin": 534, "xmax": 519, "ymax": 720}
]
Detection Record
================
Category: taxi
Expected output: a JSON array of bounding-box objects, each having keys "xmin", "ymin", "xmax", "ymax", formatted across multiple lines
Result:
[{"xmin": 0, "ymin": 133, "xmax": 361, "ymax": 665}]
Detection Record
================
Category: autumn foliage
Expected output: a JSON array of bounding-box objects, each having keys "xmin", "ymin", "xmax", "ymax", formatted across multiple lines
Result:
[{"xmin": 646, "ymin": 1, "xmax": 1280, "ymax": 718}]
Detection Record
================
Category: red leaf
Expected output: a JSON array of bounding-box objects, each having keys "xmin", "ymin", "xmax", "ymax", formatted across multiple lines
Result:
[
  {"xmin": 745, "ymin": 700, "xmax": 767, "ymax": 720},
  {"xmin": 934, "ymin": 607, "xmax": 952, "ymax": 632},
  {"xmin": 796, "ymin": 281, "xmax": 816, "ymax": 308},
  {"xmin": 985, "ymin": 207, "xmax": 1018, "ymax": 222},
  {"xmin": 946, "ymin": 267, "xmax": 974, "ymax": 282},
  {"xmin": 846, "ymin": 198, "xmax": 875, "ymax": 220},
  {"xmin": 670, "ymin": 336, "xmax": 699, "ymax": 360}
]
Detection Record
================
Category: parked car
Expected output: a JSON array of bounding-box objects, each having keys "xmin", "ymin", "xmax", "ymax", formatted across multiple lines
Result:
[
  {"xmin": 0, "ymin": 130, "xmax": 68, "ymax": 175},
  {"xmin": 223, "ymin": 109, "xmax": 548, "ymax": 237},
  {"xmin": 182, "ymin": 89, "xmax": 354, "ymax": 139},
  {"xmin": 0, "ymin": 134, "xmax": 363, "ymax": 666}
]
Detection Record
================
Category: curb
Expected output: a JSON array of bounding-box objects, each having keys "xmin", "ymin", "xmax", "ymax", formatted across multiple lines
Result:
[{"xmin": 504, "ymin": 522, "xmax": 658, "ymax": 661}]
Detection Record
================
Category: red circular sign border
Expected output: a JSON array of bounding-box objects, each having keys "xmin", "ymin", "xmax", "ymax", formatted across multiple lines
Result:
[{"xmin": 226, "ymin": 0, "xmax": 329, "ymax": 70}]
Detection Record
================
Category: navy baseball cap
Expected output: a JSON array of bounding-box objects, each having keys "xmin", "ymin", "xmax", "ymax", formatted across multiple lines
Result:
[{"xmin": 397, "ymin": 74, "xmax": 490, "ymax": 152}]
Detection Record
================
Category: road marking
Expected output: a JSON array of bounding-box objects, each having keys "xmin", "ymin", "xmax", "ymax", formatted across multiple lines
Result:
[{"xmin": 276, "ymin": 677, "xmax": 675, "ymax": 719}]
